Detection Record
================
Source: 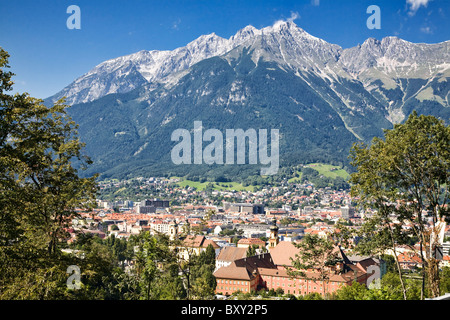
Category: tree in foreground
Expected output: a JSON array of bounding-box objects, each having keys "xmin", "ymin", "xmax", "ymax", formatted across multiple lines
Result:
[
  {"xmin": 0, "ymin": 47, "xmax": 98, "ymax": 299},
  {"xmin": 331, "ymin": 271, "xmax": 423, "ymax": 300},
  {"xmin": 132, "ymin": 232, "xmax": 186, "ymax": 300},
  {"xmin": 350, "ymin": 111, "xmax": 450, "ymax": 299},
  {"xmin": 288, "ymin": 233, "xmax": 341, "ymax": 298}
]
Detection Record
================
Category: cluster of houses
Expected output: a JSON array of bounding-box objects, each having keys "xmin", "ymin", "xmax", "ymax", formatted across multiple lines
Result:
[
  {"xmin": 69, "ymin": 196, "xmax": 450, "ymax": 298},
  {"xmin": 97, "ymin": 176, "xmax": 354, "ymax": 215},
  {"xmin": 168, "ymin": 220, "xmax": 384, "ymax": 297}
]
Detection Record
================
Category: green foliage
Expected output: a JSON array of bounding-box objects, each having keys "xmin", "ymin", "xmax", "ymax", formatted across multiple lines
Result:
[
  {"xmin": 0, "ymin": 47, "xmax": 98, "ymax": 299},
  {"xmin": 132, "ymin": 232, "xmax": 185, "ymax": 300},
  {"xmin": 289, "ymin": 234, "xmax": 339, "ymax": 272},
  {"xmin": 189, "ymin": 244, "xmax": 217, "ymax": 299},
  {"xmin": 350, "ymin": 111, "xmax": 450, "ymax": 298},
  {"xmin": 288, "ymin": 234, "xmax": 341, "ymax": 297},
  {"xmin": 332, "ymin": 281, "xmax": 368, "ymax": 300},
  {"xmin": 440, "ymin": 267, "xmax": 450, "ymax": 295},
  {"xmin": 300, "ymin": 166, "xmax": 350, "ymax": 190},
  {"xmin": 332, "ymin": 272, "xmax": 424, "ymax": 300},
  {"xmin": 246, "ymin": 244, "xmax": 259, "ymax": 257},
  {"xmin": 301, "ymin": 292, "xmax": 323, "ymax": 300}
]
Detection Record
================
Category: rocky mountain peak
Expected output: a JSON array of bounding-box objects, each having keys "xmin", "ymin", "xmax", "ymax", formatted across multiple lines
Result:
[{"xmin": 47, "ymin": 22, "xmax": 449, "ymax": 106}]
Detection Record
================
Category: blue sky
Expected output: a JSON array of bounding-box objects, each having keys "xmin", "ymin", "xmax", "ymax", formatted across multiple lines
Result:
[{"xmin": 1, "ymin": 0, "xmax": 449, "ymax": 99}]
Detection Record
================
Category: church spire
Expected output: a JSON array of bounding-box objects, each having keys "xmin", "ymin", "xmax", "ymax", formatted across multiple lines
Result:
[{"xmin": 268, "ymin": 218, "xmax": 279, "ymax": 249}]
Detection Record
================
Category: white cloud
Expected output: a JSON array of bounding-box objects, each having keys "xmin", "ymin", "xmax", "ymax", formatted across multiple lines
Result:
[
  {"xmin": 420, "ymin": 26, "xmax": 433, "ymax": 34},
  {"xmin": 172, "ymin": 18, "xmax": 181, "ymax": 30},
  {"xmin": 311, "ymin": 0, "xmax": 320, "ymax": 6},
  {"xmin": 272, "ymin": 11, "xmax": 300, "ymax": 28},
  {"xmin": 287, "ymin": 11, "xmax": 300, "ymax": 23},
  {"xmin": 406, "ymin": 0, "xmax": 432, "ymax": 15}
]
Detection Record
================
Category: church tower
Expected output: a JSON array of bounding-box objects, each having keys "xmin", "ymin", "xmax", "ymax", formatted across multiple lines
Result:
[
  {"xmin": 169, "ymin": 221, "xmax": 178, "ymax": 241},
  {"xmin": 268, "ymin": 218, "xmax": 279, "ymax": 249}
]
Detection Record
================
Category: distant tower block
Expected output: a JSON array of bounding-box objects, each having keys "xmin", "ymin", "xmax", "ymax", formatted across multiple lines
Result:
[
  {"xmin": 340, "ymin": 206, "xmax": 354, "ymax": 220},
  {"xmin": 268, "ymin": 218, "xmax": 279, "ymax": 249}
]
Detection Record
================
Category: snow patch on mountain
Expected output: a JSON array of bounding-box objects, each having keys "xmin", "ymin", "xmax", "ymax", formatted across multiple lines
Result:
[{"xmin": 48, "ymin": 21, "xmax": 450, "ymax": 107}]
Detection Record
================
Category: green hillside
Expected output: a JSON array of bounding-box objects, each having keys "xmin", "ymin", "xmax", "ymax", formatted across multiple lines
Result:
[
  {"xmin": 304, "ymin": 163, "xmax": 350, "ymax": 180},
  {"xmin": 176, "ymin": 179, "xmax": 254, "ymax": 192}
]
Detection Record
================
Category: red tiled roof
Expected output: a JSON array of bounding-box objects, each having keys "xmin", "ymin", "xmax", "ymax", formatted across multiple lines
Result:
[
  {"xmin": 183, "ymin": 235, "xmax": 220, "ymax": 249},
  {"xmin": 213, "ymin": 261, "xmax": 256, "ymax": 280},
  {"xmin": 269, "ymin": 241, "xmax": 300, "ymax": 267},
  {"xmin": 217, "ymin": 247, "xmax": 247, "ymax": 262},
  {"xmin": 398, "ymin": 252, "xmax": 422, "ymax": 264},
  {"xmin": 214, "ymin": 253, "xmax": 275, "ymax": 280},
  {"xmin": 237, "ymin": 238, "xmax": 266, "ymax": 246}
]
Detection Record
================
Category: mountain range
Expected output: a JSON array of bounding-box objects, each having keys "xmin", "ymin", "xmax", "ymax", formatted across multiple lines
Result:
[{"xmin": 46, "ymin": 21, "xmax": 450, "ymax": 180}]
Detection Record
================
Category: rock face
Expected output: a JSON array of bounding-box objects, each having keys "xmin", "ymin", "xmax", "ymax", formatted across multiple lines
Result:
[
  {"xmin": 49, "ymin": 21, "xmax": 449, "ymax": 108},
  {"xmin": 45, "ymin": 21, "xmax": 450, "ymax": 179}
]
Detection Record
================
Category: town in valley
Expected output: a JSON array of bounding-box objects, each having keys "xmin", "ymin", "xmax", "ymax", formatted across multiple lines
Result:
[{"xmin": 69, "ymin": 167, "xmax": 450, "ymax": 299}]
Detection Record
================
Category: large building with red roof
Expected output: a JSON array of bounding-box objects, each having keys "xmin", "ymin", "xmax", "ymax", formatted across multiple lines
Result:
[{"xmin": 213, "ymin": 240, "xmax": 381, "ymax": 297}]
